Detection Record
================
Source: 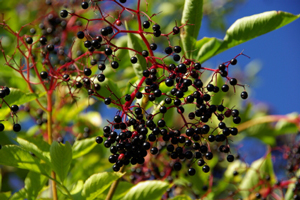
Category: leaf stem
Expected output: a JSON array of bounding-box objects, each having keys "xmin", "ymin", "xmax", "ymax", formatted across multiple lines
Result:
[
  {"xmin": 105, "ymin": 166, "xmax": 125, "ymax": 200},
  {"xmin": 237, "ymin": 114, "xmax": 300, "ymax": 132},
  {"xmin": 46, "ymin": 93, "xmax": 58, "ymax": 200}
]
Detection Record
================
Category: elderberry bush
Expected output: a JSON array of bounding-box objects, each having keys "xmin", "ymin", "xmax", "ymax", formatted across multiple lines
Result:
[{"xmin": 0, "ymin": 0, "xmax": 299, "ymax": 200}]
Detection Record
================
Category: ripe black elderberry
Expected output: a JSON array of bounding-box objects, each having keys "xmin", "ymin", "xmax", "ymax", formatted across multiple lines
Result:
[
  {"xmin": 150, "ymin": 147, "xmax": 158, "ymax": 155},
  {"xmin": 202, "ymin": 165, "xmax": 210, "ymax": 173},
  {"xmin": 230, "ymin": 78, "xmax": 237, "ymax": 86},
  {"xmin": 84, "ymin": 68, "xmax": 92, "ymax": 76},
  {"xmin": 153, "ymin": 30, "xmax": 161, "ymax": 37},
  {"xmin": 173, "ymin": 162, "xmax": 182, "ymax": 171},
  {"xmin": 173, "ymin": 26, "xmax": 180, "ymax": 34},
  {"xmin": 220, "ymin": 70, "xmax": 228, "ymax": 77},
  {"xmin": 150, "ymin": 43, "xmax": 157, "ymax": 50},
  {"xmin": 131, "ymin": 57, "xmax": 138, "ymax": 64},
  {"xmin": 174, "ymin": 46, "xmax": 181, "ymax": 53},
  {"xmin": 142, "ymin": 50, "xmax": 149, "ymax": 57},
  {"xmin": 95, "ymin": 136, "xmax": 103, "ymax": 144},
  {"xmin": 39, "ymin": 37, "xmax": 47, "ymax": 45},
  {"xmin": 40, "ymin": 71, "xmax": 48, "ymax": 79},
  {"xmin": 77, "ymin": 31, "xmax": 85, "ymax": 39},
  {"xmin": 221, "ymin": 84, "xmax": 229, "ymax": 92},
  {"xmin": 96, "ymin": 64, "xmax": 105, "ymax": 72},
  {"xmin": 241, "ymin": 91, "xmax": 248, "ymax": 99},
  {"xmin": 227, "ymin": 155, "xmax": 234, "ymax": 162},
  {"xmin": 25, "ymin": 37, "xmax": 33, "ymax": 44},
  {"xmin": 188, "ymin": 168, "xmax": 196, "ymax": 176},
  {"xmin": 165, "ymin": 47, "xmax": 173, "ymax": 54},
  {"xmin": 230, "ymin": 58, "xmax": 237, "ymax": 65},
  {"xmin": 143, "ymin": 21, "xmax": 150, "ymax": 29},
  {"xmin": 105, "ymin": 48, "xmax": 112, "ymax": 56},
  {"xmin": 104, "ymin": 98, "xmax": 111, "ymax": 105},
  {"xmin": 13, "ymin": 124, "xmax": 21, "ymax": 132},
  {"xmin": 60, "ymin": 10, "xmax": 68, "ymax": 18},
  {"xmin": 81, "ymin": 1, "xmax": 89, "ymax": 9},
  {"xmin": 11, "ymin": 105, "xmax": 19, "ymax": 113},
  {"xmin": 111, "ymin": 61, "xmax": 119, "ymax": 69},
  {"xmin": 0, "ymin": 123, "xmax": 4, "ymax": 131},
  {"xmin": 173, "ymin": 55, "xmax": 180, "ymax": 62}
]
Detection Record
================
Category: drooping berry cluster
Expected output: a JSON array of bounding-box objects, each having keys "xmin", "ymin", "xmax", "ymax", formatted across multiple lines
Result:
[
  {"xmin": 0, "ymin": 87, "xmax": 22, "ymax": 132},
  {"xmin": 58, "ymin": 1, "xmax": 249, "ymax": 175}
]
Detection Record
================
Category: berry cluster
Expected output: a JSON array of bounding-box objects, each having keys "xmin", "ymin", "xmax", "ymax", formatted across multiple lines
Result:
[
  {"xmin": 0, "ymin": 87, "xmax": 21, "ymax": 132},
  {"xmin": 59, "ymin": 1, "xmax": 249, "ymax": 175},
  {"xmin": 1, "ymin": 0, "xmax": 248, "ymax": 180}
]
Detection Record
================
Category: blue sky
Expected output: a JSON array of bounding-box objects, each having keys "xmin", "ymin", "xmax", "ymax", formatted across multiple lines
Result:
[{"xmin": 199, "ymin": 0, "xmax": 300, "ymax": 115}]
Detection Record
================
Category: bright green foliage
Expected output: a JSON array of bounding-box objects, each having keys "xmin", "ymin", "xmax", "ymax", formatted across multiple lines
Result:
[
  {"xmin": 196, "ymin": 11, "xmax": 300, "ymax": 62},
  {"xmin": 0, "ymin": 145, "xmax": 50, "ymax": 175},
  {"xmin": 50, "ymin": 142, "xmax": 72, "ymax": 183},
  {"xmin": 122, "ymin": 180, "xmax": 170, "ymax": 200},
  {"xmin": 81, "ymin": 172, "xmax": 124, "ymax": 200},
  {"xmin": 180, "ymin": 0, "xmax": 203, "ymax": 58}
]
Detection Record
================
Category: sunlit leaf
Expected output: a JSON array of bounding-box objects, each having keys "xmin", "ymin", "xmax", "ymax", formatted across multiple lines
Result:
[
  {"xmin": 81, "ymin": 172, "xmax": 124, "ymax": 200},
  {"xmin": 197, "ymin": 11, "xmax": 300, "ymax": 63},
  {"xmin": 123, "ymin": 180, "xmax": 169, "ymax": 200},
  {"xmin": 50, "ymin": 141, "xmax": 72, "ymax": 182},
  {"xmin": 72, "ymin": 137, "xmax": 98, "ymax": 159},
  {"xmin": 181, "ymin": 0, "xmax": 203, "ymax": 58},
  {"xmin": 0, "ymin": 145, "xmax": 50, "ymax": 175}
]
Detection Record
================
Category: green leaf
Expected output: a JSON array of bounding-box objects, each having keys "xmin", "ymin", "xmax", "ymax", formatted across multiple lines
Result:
[
  {"xmin": 72, "ymin": 137, "xmax": 98, "ymax": 159},
  {"xmin": 285, "ymin": 177, "xmax": 296, "ymax": 200},
  {"xmin": 239, "ymin": 153, "xmax": 274, "ymax": 198},
  {"xmin": 23, "ymin": 171, "xmax": 48, "ymax": 200},
  {"xmin": 50, "ymin": 141, "xmax": 72, "ymax": 182},
  {"xmin": 123, "ymin": 180, "xmax": 170, "ymax": 200},
  {"xmin": 9, "ymin": 189, "xmax": 27, "ymax": 200},
  {"xmin": 71, "ymin": 180, "xmax": 84, "ymax": 200},
  {"xmin": 171, "ymin": 195, "xmax": 192, "ymax": 200},
  {"xmin": 195, "ymin": 37, "xmax": 222, "ymax": 62},
  {"xmin": 0, "ymin": 192, "xmax": 11, "ymax": 200},
  {"xmin": 0, "ymin": 145, "xmax": 50, "ymax": 175},
  {"xmin": 115, "ymin": 35, "xmax": 130, "ymax": 61},
  {"xmin": 125, "ymin": 21, "xmax": 147, "ymax": 79},
  {"xmin": 180, "ymin": 0, "xmax": 203, "ymax": 58},
  {"xmin": 224, "ymin": 160, "xmax": 247, "ymax": 180},
  {"xmin": 16, "ymin": 137, "xmax": 51, "ymax": 165},
  {"xmin": 81, "ymin": 172, "xmax": 124, "ymax": 200},
  {"xmin": 0, "ymin": 168, "xmax": 2, "ymax": 191},
  {"xmin": 275, "ymin": 112, "xmax": 299, "ymax": 135},
  {"xmin": 99, "ymin": 181, "xmax": 134, "ymax": 200},
  {"xmin": 197, "ymin": 11, "xmax": 300, "ymax": 63}
]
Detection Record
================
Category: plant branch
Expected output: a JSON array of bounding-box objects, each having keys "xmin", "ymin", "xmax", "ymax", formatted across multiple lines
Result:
[
  {"xmin": 46, "ymin": 93, "xmax": 58, "ymax": 200},
  {"xmin": 105, "ymin": 166, "xmax": 125, "ymax": 200},
  {"xmin": 237, "ymin": 114, "xmax": 300, "ymax": 132}
]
